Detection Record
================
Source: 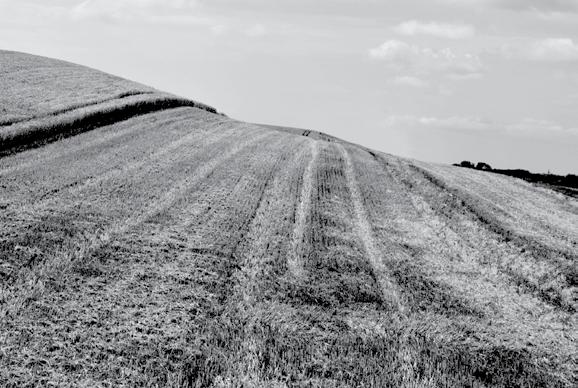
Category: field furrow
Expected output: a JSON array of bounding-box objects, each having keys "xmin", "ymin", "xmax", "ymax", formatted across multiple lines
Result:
[
  {"xmin": 338, "ymin": 144, "xmax": 404, "ymax": 312},
  {"xmin": 412, "ymin": 163, "xmax": 577, "ymax": 265},
  {"xmin": 0, "ymin": 118, "xmax": 274, "ymax": 321},
  {"xmin": 0, "ymin": 108, "xmax": 229, "ymax": 209},
  {"xmin": 340, "ymin": 148, "xmax": 575, "ymax": 387},
  {"xmin": 394, "ymin": 160, "xmax": 576, "ymax": 313},
  {"xmin": 287, "ymin": 140, "xmax": 318, "ymax": 279},
  {"xmin": 179, "ymin": 137, "xmax": 313, "ymax": 385},
  {"xmin": 0, "ymin": 125, "xmax": 307, "ymax": 386}
]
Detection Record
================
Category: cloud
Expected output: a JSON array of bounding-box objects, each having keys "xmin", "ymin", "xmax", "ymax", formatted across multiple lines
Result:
[
  {"xmin": 500, "ymin": 38, "xmax": 578, "ymax": 62},
  {"xmin": 438, "ymin": 0, "xmax": 578, "ymax": 14},
  {"xmin": 245, "ymin": 23, "xmax": 267, "ymax": 37},
  {"xmin": 70, "ymin": 0, "xmax": 199, "ymax": 22},
  {"xmin": 391, "ymin": 76, "xmax": 429, "ymax": 87},
  {"xmin": 393, "ymin": 20, "xmax": 474, "ymax": 39},
  {"xmin": 505, "ymin": 118, "xmax": 578, "ymax": 134},
  {"xmin": 383, "ymin": 115, "xmax": 492, "ymax": 131},
  {"xmin": 527, "ymin": 38, "xmax": 578, "ymax": 61},
  {"xmin": 211, "ymin": 24, "xmax": 228, "ymax": 35},
  {"xmin": 497, "ymin": 0, "xmax": 578, "ymax": 13},
  {"xmin": 369, "ymin": 40, "xmax": 483, "ymax": 79},
  {"xmin": 382, "ymin": 114, "xmax": 578, "ymax": 136}
]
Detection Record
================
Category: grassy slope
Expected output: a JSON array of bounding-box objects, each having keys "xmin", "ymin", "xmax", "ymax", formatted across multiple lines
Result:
[
  {"xmin": 0, "ymin": 50, "xmax": 216, "ymax": 156},
  {"xmin": 0, "ymin": 52, "xmax": 576, "ymax": 387}
]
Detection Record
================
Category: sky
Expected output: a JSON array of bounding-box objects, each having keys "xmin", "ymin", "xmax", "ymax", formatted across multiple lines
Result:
[{"xmin": 1, "ymin": 0, "xmax": 577, "ymax": 174}]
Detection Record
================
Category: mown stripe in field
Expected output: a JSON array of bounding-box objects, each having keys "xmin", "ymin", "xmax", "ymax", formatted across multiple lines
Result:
[
  {"xmin": 0, "ymin": 95, "xmax": 218, "ymax": 158},
  {"xmin": 223, "ymin": 137, "xmax": 310, "ymax": 384},
  {"xmin": 411, "ymin": 164, "xmax": 576, "ymax": 265},
  {"xmin": 16, "ymin": 131, "xmax": 308, "ymax": 386},
  {"xmin": 0, "ymin": 112, "xmax": 246, "ymax": 222},
  {"xmin": 0, "ymin": 107, "xmax": 222, "ymax": 177},
  {"xmin": 287, "ymin": 142, "xmax": 383, "ymax": 309},
  {"xmin": 337, "ymin": 144, "xmax": 405, "ymax": 313},
  {"xmin": 0, "ymin": 90, "xmax": 154, "ymax": 127},
  {"xmin": 0, "ymin": 129, "xmax": 275, "ymax": 319},
  {"xmin": 90, "ymin": 129, "xmax": 277, "ymax": 246},
  {"xmin": 343, "ymin": 147, "xmax": 486, "ymax": 318},
  {"xmin": 287, "ymin": 140, "xmax": 318, "ymax": 279},
  {"xmin": 406, "ymin": 163, "xmax": 576, "ymax": 313}
]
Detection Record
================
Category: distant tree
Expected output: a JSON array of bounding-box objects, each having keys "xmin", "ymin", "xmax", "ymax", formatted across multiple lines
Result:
[
  {"xmin": 565, "ymin": 174, "xmax": 578, "ymax": 188},
  {"xmin": 476, "ymin": 162, "xmax": 492, "ymax": 171},
  {"xmin": 460, "ymin": 161, "xmax": 474, "ymax": 168}
]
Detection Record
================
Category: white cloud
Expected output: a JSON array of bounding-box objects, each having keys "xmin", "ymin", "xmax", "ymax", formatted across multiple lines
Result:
[
  {"xmin": 438, "ymin": 0, "xmax": 578, "ymax": 13},
  {"xmin": 527, "ymin": 38, "xmax": 578, "ymax": 61},
  {"xmin": 505, "ymin": 118, "xmax": 578, "ymax": 134},
  {"xmin": 369, "ymin": 40, "xmax": 483, "ymax": 80},
  {"xmin": 501, "ymin": 0, "xmax": 578, "ymax": 13},
  {"xmin": 382, "ymin": 114, "xmax": 578, "ymax": 136},
  {"xmin": 211, "ymin": 24, "xmax": 228, "ymax": 35},
  {"xmin": 391, "ymin": 76, "xmax": 429, "ymax": 87},
  {"xmin": 393, "ymin": 20, "xmax": 474, "ymax": 39},
  {"xmin": 245, "ymin": 23, "xmax": 267, "ymax": 37},
  {"xmin": 383, "ymin": 115, "xmax": 492, "ymax": 131},
  {"xmin": 369, "ymin": 40, "xmax": 410, "ymax": 60},
  {"xmin": 70, "ymin": 0, "xmax": 199, "ymax": 22},
  {"xmin": 67, "ymin": 0, "xmax": 231, "ymax": 34},
  {"xmin": 500, "ymin": 38, "xmax": 578, "ymax": 62}
]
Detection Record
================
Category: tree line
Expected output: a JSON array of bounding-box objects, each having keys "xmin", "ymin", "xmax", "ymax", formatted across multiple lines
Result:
[{"xmin": 453, "ymin": 160, "xmax": 578, "ymax": 190}]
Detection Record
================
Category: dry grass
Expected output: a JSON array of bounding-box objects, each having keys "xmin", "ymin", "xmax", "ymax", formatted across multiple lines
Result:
[
  {"xmin": 0, "ymin": 50, "xmax": 217, "ymax": 156},
  {"xmin": 1, "ymin": 51, "xmax": 576, "ymax": 387}
]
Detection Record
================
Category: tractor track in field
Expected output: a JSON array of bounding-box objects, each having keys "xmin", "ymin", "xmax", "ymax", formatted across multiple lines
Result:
[
  {"xmin": 288, "ymin": 139, "xmax": 318, "ymax": 278},
  {"xmin": 3, "ymin": 50, "xmax": 577, "ymax": 387},
  {"xmin": 409, "ymin": 164, "xmax": 576, "ymax": 265},
  {"xmin": 338, "ymin": 144, "xmax": 405, "ymax": 313},
  {"xmin": 43, "ymin": 122, "xmax": 244, "ymax": 205},
  {"xmin": 0, "ymin": 129, "xmax": 275, "ymax": 319},
  {"xmin": 0, "ymin": 117, "xmax": 261, "ymax": 227},
  {"xmin": 108, "ymin": 130, "xmax": 275, "ymax": 242},
  {"xmin": 225, "ymin": 138, "xmax": 310, "ymax": 384},
  {"xmin": 0, "ymin": 131, "xmax": 306, "ymax": 384},
  {"xmin": 400, "ymin": 163, "xmax": 577, "ymax": 313}
]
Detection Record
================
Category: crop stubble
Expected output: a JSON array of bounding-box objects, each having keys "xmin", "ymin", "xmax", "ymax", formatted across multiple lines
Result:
[{"xmin": 1, "ymin": 51, "xmax": 576, "ymax": 387}]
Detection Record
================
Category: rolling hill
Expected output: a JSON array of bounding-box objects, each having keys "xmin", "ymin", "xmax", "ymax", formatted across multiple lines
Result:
[{"xmin": 0, "ymin": 51, "xmax": 576, "ymax": 387}]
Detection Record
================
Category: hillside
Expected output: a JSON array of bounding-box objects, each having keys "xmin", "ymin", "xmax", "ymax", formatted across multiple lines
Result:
[
  {"xmin": 0, "ymin": 51, "xmax": 576, "ymax": 387},
  {"xmin": 0, "ymin": 51, "xmax": 217, "ymax": 157},
  {"xmin": 453, "ymin": 162, "xmax": 578, "ymax": 198}
]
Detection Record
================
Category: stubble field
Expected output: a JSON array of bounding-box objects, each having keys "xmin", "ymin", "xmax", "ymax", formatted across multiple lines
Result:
[{"xmin": 0, "ymin": 51, "xmax": 576, "ymax": 387}]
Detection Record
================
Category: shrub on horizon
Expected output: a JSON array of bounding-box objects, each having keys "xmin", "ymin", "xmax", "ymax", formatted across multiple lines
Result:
[{"xmin": 476, "ymin": 162, "xmax": 492, "ymax": 171}]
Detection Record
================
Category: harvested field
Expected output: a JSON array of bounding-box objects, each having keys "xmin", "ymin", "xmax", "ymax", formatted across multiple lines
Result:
[
  {"xmin": 0, "ymin": 51, "xmax": 216, "ymax": 156},
  {"xmin": 1, "ymin": 51, "xmax": 576, "ymax": 387}
]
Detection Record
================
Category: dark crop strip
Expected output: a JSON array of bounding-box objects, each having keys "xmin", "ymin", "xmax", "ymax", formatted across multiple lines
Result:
[
  {"xmin": 0, "ymin": 91, "xmax": 155, "ymax": 127},
  {"xmin": 0, "ymin": 97, "xmax": 218, "ymax": 157}
]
